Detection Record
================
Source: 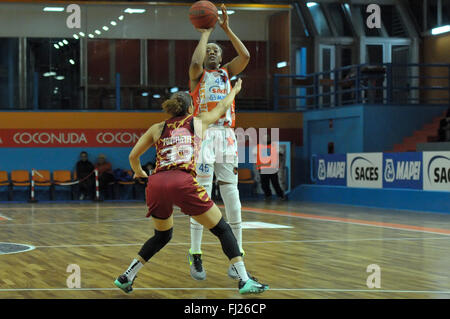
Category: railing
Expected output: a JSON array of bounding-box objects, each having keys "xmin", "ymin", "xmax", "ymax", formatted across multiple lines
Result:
[{"xmin": 273, "ymin": 63, "xmax": 450, "ymax": 110}]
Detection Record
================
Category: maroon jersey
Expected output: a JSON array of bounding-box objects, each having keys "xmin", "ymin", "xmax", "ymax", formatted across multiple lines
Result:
[
  {"xmin": 146, "ymin": 114, "xmax": 213, "ymax": 219},
  {"xmin": 153, "ymin": 114, "xmax": 198, "ymax": 176}
]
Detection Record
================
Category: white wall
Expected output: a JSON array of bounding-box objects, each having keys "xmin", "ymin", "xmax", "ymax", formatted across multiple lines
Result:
[{"xmin": 0, "ymin": 3, "xmax": 289, "ymax": 41}]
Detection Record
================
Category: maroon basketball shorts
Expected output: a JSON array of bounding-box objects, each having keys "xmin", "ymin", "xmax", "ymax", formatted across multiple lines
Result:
[{"xmin": 145, "ymin": 169, "xmax": 214, "ymax": 219}]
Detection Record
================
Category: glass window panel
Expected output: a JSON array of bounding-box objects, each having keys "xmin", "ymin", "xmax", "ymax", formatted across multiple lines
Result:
[
  {"xmin": 366, "ymin": 45, "xmax": 383, "ymax": 64},
  {"xmin": 0, "ymin": 38, "xmax": 19, "ymax": 109},
  {"xmin": 381, "ymin": 5, "xmax": 407, "ymax": 37},
  {"xmin": 428, "ymin": 0, "xmax": 438, "ymax": 29},
  {"xmin": 307, "ymin": 4, "xmax": 332, "ymax": 36},
  {"xmin": 27, "ymin": 38, "xmax": 81, "ymax": 109},
  {"xmin": 87, "ymin": 39, "xmax": 113, "ymax": 109},
  {"xmin": 327, "ymin": 4, "xmax": 353, "ymax": 36},
  {"xmin": 116, "ymin": 39, "xmax": 140, "ymax": 110},
  {"xmin": 443, "ymin": 1, "xmax": 450, "ymax": 25},
  {"xmin": 116, "ymin": 39, "xmax": 140, "ymax": 86},
  {"xmin": 148, "ymin": 40, "xmax": 169, "ymax": 87}
]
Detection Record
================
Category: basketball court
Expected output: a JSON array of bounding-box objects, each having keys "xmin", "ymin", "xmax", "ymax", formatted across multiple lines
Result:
[{"xmin": 1, "ymin": 200, "xmax": 450, "ymax": 299}]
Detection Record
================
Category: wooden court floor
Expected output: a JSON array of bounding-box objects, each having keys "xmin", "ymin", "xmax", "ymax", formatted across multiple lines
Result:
[{"xmin": 0, "ymin": 200, "xmax": 450, "ymax": 299}]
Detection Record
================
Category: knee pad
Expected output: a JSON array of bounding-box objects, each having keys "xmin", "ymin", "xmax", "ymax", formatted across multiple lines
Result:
[
  {"xmin": 138, "ymin": 228, "xmax": 173, "ymax": 262},
  {"xmin": 209, "ymin": 218, "xmax": 241, "ymax": 260}
]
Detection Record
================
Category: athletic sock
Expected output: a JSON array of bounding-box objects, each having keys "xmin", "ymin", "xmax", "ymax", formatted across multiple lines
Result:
[
  {"xmin": 230, "ymin": 222, "xmax": 243, "ymax": 254},
  {"xmin": 190, "ymin": 183, "xmax": 212, "ymax": 254},
  {"xmin": 124, "ymin": 258, "xmax": 144, "ymax": 281},
  {"xmin": 190, "ymin": 218, "xmax": 204, "ymax": 254},
  {"xmin": 232, "ymin": 261, "xmax": 249, "ymax": 282}
]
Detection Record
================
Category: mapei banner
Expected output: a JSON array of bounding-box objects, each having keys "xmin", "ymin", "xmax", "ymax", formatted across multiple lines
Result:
[
  {"xmin": 0, "ymin": 129, "xmax": 146, "ymax": 148},
  {"xmin": 315, "ymin": 154, "xmax": 346, "ymax": 186},
  {"xmin": 383, "ymin": 152, "xmax": 422, "ymax": 189}
]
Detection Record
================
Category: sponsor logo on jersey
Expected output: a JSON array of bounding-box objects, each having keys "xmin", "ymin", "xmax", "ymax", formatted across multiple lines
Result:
[{"xmin": 209, "ymin": 86, "xmax": 227, "ymax": 95}]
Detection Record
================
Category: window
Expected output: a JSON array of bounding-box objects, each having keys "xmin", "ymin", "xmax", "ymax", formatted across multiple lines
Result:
[
  {"xmin": 381, "ymin": 5, "xmax": 407, "ymax": 37},
  {"xmin": 27, "ymin": 38, "xmax": 81, "ymax": 109},
  {"xmin": 0, "ymin": 38, "xmax": 19, "ymax": 109},
  {"xmin": 327, "ymin": 4, "xmax": 353, "ymax": 37},
  {"xmin": 307, "ymin": 3, "xmax": 332, "ymax": 36}
]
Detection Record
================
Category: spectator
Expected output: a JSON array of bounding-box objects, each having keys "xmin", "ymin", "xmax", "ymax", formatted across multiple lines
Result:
[
  {"xmin": 254, "ymin": 133, "xmax": 287, "ymax": 201},
  {"xmin": 142, "ymin": 161, "xmax": 155, "ymax": 176},
  {"xmin": 76, "ymin": 151, "xmax": 95, "ymax": 200},
  {"xmin": 95, "ymin": 154, "xmax": 115, "ymax": 198}
]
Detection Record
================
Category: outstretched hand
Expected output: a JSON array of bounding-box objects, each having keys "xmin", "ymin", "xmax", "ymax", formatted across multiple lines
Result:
[
  {"xmin": 218, "ymin": 4, "xmax": 229, "ymax": 31},
  {"xmin": 233, "ymin": 78, "xmax": 242, "ymax": 94}
]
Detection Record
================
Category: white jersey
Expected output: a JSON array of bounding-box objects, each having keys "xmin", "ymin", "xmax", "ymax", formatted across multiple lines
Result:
[{"xmin": 191, "ymin": 67, "xmax": 236, "ymax": 128}]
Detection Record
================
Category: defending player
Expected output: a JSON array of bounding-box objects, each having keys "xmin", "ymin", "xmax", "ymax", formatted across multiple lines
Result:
[
  {"xmin": 188, "ymin": 4, "xmax": 250, "ymax": 281},
  {"xmin": 113, "ymin": 79, "xmax": 269, "ymax": 295}
]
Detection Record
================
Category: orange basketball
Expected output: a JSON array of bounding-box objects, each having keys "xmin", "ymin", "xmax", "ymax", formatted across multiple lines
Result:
[{"xmin": 189, "ymin": 1, "xmax": 218, "ymax": 29}]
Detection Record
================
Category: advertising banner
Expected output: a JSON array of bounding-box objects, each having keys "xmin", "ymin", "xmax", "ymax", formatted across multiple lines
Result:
[
  {"xmin": 316, "ymin": 153, "xmax": 347, "ymax": 186},
  {"xmin": 423, "ymin": 151, "xmax": 450, "ymax": 191},
  {"xmin": 346, "ymin": 153, "xmax": 383, "ymax": 189},
  {"xmin": 382, "ymin": 152, "xmax": 423, "ymax": 189},
  {"xmin": 0, "ymin": 129, "xmax": 146, "ymax": 148}
]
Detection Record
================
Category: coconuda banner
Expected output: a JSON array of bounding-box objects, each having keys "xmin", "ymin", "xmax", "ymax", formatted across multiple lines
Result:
[{"xmin": 0, "ymin": 129, "xmax": 147, "ymax": 147}]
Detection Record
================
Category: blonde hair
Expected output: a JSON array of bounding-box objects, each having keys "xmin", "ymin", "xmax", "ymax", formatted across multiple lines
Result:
[{"xmin": 162, "ymin": 92, "xmax": 192, "ymax": 117}]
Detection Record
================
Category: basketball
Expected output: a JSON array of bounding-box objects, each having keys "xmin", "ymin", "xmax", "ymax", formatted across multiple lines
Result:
[{"xmin": 189, "ymin": 1, "xmax": 218, "ymax": 29}]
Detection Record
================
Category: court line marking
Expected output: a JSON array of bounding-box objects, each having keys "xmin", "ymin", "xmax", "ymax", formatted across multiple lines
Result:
[
  {"xmin": 0, "ymin": 215, "xmax": 184, "ymax": 228},
  {"xmin": 0, "ymin": 205, "xmax": 146, "ymax": 211},
  {"xmin": 236, "ymin": 206, "xmax": 450, "ymax": 237},
  {"xmin": 0, "ymin": 243, "xmax": 35, "ymax": 255},
  {"xmin": 32, "ymin": 236, "xmax": 450, "ymax": 249},
  {"xmin": 0, "ymin": 287, "xmax": 450, "ymax": 294}
]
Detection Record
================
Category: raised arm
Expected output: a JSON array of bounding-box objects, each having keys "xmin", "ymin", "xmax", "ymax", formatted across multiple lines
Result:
[
  {"xmin": 219, "ymin": 4, "xmax": 250, "ymax": 77},
  {"xmin": 199, "ymin": 79, "xmax": 242, "ymax": 132},
  {"xmin": 189, "ymin": 28, "xmax": 214, "ymax": 84},
  {"xmin": 129, "ymin": 122, "xmax": 164, "ymax": 178}
]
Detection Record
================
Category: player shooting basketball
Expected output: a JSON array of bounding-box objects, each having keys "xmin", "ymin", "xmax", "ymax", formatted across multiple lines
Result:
[{"xmin": 188, "ymin": 3, "xmax": 250, "ymax": 281}]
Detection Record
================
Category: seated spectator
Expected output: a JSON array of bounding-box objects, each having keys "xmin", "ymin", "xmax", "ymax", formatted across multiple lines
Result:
[
  {"xmin": 76, "ymin": 151, "xmax": 95, "ymax": 200},
  {"xmin": 95, "ymin": 154, "xmax": 115, "ymax": 198},
  {"xmin": 142, "ymin": 161, "xmax": 155, "ymax": 176}
]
